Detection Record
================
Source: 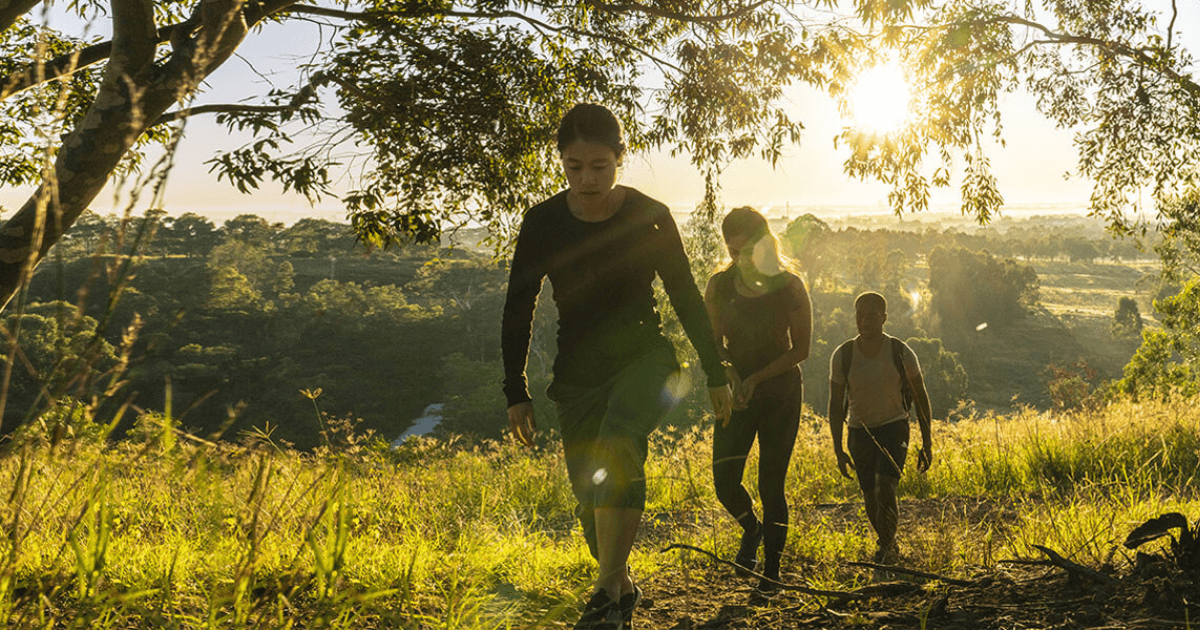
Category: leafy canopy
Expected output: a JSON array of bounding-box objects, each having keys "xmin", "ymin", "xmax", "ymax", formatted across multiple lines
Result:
[{"xmin": 0, "ymin": 0, "xmax": 1197, "ymax": 313}]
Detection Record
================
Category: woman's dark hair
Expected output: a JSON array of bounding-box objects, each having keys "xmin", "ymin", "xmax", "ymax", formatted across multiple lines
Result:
[
  {"xmin": 721, "ymin": 206, "xmax": 770, "ymax": 243},
  {"xmin": 720, "ymin": 206, "xmax": 798, "ymax": 276},
  {"xmin": 557, "ymin": 103, "xmax": 626, "ymax": 161}
]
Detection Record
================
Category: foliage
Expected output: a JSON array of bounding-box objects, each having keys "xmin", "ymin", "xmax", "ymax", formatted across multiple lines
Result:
[
  {"xmin": 1154, "ymin": 192, "xmax": 1200, "ymax": 282},
  {"xmin": 1112, "ymin": 277, "xmax": 1200, "ymax": 400},
  {"xmin": 1111, "ymin": 297, "xmax": 1144, "ymax": 339},
  {"xmin": 207, "ymin": 0, "xmax": 819, "ymax": 250},
  {"xmin": 1112, "ymin": 192, "xmax": 1200, "ymax": 398},
  {"xmin": 0, "ymin": 302, "xmax": 118, "ymax": 429},
  {"xmin": 835, "ymin": 1, "xmax": 1200, "ymax": 233},
  {"xmin": 4, "ymin": 0, "xmax": 1197, "ymax": 311},
  {"xmin": 782, "ymin": 213, "xmax": 834, "ymax": 292},
  {"xmin": 1045, "ymin": 360, "xmax": 1100, "ymax": 411},
  {"xmin": 15, "ymin": 212, "xmax": 1160, "ymax": 447},
  {"xmin": 903, "ymin": 337, "xmax": 968, "ymax": 418},
  {"xmin": 437, "ymin": 353, "xmax": 507, "ymax": 440},
  {"xmin": 928, "ymin": 245, "xmax": 1039, "ymax": 332}
]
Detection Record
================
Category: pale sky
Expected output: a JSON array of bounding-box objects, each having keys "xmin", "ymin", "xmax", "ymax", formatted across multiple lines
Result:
[{"xmin": 2, "ymin": 2, "xmax": 1195, "ymax": 225}]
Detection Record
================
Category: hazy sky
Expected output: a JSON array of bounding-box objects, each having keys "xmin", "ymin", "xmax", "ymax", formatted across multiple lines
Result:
[{"xmin": 2, "ymin": 2, "xmax": 1195, "ymax": 225}]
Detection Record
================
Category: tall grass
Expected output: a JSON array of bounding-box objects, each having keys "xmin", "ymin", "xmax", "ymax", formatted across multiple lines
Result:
[{"xmin": 0, "ymin": 395, "xmax": 1197, "ymax": 627}]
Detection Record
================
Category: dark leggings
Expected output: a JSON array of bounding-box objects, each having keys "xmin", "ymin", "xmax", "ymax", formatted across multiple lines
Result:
[{"xmin": 712, "ymin": 373, "xmax": 802, "ymax": 570}]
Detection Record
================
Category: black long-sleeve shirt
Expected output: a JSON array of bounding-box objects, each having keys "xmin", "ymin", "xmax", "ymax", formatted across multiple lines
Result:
[{"xmin": 501, "ymin": 188, "xmax": 727, "ymax": 407}]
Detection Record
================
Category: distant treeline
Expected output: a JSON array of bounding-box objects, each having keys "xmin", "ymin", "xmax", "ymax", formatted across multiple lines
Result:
[{"xmin": 3, "ymin": 211, "xmax": 1155, "ymax": 448}]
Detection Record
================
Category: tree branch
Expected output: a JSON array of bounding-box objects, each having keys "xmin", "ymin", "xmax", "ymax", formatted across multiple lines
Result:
[
  {"xmin": 1031, "ymin": 545, "xmax": 1119, "ymax": 587},
  {"xmin": 1167, "ymin": 0, "xmax": 1177, "ymax": 52},
  {"xmin": 288, "ymin": 0, "xmax": 772, "ymax": 25},
  {"xmin": 661, "ymin": 544, "xmax": 869, "ymax": 599},
  {"xmin": 986, "ymin": 14, "xmax": 1200, "ymax": 96},
  {"xmin": 285, "ymin": 4, "xmax": 682, "ymax": 73},
  {"xmin": 845, "ymin": 561, "xmax": 975, "ymax": 586},
  {"xmin": 152, "ymin": 103, "xmax": 299, "ymax": 125},
  {"xmin": 581, "ymin": 0, "xmax": 773, "ymax": 24},
  {"xmin": 153, "ymin": 66, "xmax": 324, "ymax": 126},
  {"xmin": 0, "ymin": 20, "xmax": 221, "ymax": 101},
  {"xmin": 0, "ymin": 0, "xmax": 40, "ymax": 34},
  {"xmin": 0, "ymin": 0, "xmax": 301, "ymax": 311}
]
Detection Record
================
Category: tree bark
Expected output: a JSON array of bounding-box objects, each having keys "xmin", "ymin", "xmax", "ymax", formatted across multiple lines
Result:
[{"xmin": 0, "ymin": 0, "xmax": 40, "ymax": 33}]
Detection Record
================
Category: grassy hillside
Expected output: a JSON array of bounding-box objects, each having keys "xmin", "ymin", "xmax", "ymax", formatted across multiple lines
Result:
[{"xmin": 1, "ymin": 396, "xmax": 1196, "ymax": 628}]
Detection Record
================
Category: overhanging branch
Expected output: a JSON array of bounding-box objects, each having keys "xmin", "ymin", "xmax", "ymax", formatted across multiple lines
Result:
[
  {"xmin": 286, "ymin": 4, "xmax": 682, "ymax": 73},
  {"xmin": 0, "ymin": 0, "xmax": 41, "ymax": 34},
  {"xmin": 288, "ymin": 0, "xmax": 772, "ymax": 25},
  {"xmin": 581, "ymin": 0, "xmax": 772, "ymax": 24},
  {"xmin": 0, "ymin": 20, "xmax": 223, "ymax": 101},
  {"xmin": 987, "ymin": 14, "xmax": 1200, "ymax": 96},
  {"xmin": 152, "ymin": 103, "xmax": 302, "ymax": 126}
]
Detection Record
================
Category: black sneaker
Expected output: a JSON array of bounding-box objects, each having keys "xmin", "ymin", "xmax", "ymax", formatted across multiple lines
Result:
[
  {"xmin": 873, "ymin": 541, "xmax": 899, "ymax": 564},
  {"xmin": 619, "ymin": 584, "xmax": 642, "ymax": 628},
  {"xmin": 574, "ymin": 590, "xmax": 622, "ymax": 630},
  {"xmin": 735, "ymin": 523, "xmax": 762, "ymax": 572},
  {"xmin": 754, "ymin": 577, "xmax": 782, "ymax": 596}
]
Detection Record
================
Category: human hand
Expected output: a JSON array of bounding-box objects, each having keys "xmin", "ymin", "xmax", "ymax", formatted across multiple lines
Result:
[
  {"xmin": 835, "ymin": 450, "xmax": 855, "ymax": 479},
  {"xmin": 918, "ymin": 442, "xmax": 933, "ymax": 473},
  {"xmin": 734, "ymin": 376, "xmax": 758, "ymax": 410},
  {"xmin": 724, "ymin": 366, "xmax": 742, "ymax": 396},
  {"xmin": 507, "ymin": 402, "xmax": 537, "ymax": 447},
  {"xmin": 709, "ymin": 385, "xmax": 733, "ymax": 427}
]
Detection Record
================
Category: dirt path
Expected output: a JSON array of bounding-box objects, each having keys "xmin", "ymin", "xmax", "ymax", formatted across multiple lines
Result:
[{"xmin": 630, "ymin": 558, "xmax": 1198, "ymax": 629}]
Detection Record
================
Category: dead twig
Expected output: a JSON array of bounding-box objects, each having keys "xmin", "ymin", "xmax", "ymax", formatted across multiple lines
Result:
[
  {"xmin": 1031, "ymin": 545, "xmax": 1119, "ymax": 587},
  {"xmin": 660, "ymin": 543, "xmax": 867, "ymax": 599},
  {"xmin": 998, "ymin": 559, "xmax": 1054, "ymax": 567},
  {"xmin": 846, "ymin": 561, "xmax": 975, "ymax": 586}
]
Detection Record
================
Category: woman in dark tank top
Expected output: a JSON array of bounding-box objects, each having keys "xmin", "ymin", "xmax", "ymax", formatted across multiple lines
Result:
[{"xmin": 703, "ymin": 206, "xmax": 812, "ymax": 592}]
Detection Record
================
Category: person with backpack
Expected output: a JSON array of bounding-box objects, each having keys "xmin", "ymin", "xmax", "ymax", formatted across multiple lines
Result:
[
  {"xmin": 827, "ymin": 292, "xmax": 933, "ymax": 563},
  {"xmin": 704, "ymin": 207, "xmax": 812, "ymax": 592}
]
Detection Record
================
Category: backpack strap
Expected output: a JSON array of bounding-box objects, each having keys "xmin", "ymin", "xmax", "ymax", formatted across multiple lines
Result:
[
  {"xmin": 890, "ymin": 336, "xmax": 915, "ymax": 412},
  {"xmin": 836, "ymin": 339, "xmax": 855, "ymax": 415},
  {"xmin": 837, "ymin": 339, "xmax": 856, "ymax": 385}
]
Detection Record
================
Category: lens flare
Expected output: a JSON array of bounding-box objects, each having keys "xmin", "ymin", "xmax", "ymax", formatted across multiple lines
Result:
[
  {"xmin": 661, "ymin": 369, "xmax": 691, "ymax": 408},
  {"xmin": 592, "ymin": 468, "xmax": 608, "ymax": 485}
]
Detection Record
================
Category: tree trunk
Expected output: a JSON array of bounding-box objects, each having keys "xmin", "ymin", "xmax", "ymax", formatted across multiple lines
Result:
[{"xmin": 0, "ymin": 0, "xmax": 296, "ymax": 312}]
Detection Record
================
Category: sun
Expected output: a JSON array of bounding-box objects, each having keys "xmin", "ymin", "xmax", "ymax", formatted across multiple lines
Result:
[{"xmin": 847, "ymin": 60, "xmax": 911, "ymax": 133}]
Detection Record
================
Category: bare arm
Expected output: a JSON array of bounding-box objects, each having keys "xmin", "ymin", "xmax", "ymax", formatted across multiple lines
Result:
[
  {"xmin": 827, "ymin": 380, "xmax": 853, "ymax": 478},
  {"xmin": 908, "ymin": 371, "xmax": 934, "ymax": 471}
]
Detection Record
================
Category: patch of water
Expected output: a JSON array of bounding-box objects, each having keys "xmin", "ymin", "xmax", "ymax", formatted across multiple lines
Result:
[{"xmin": 391, "ymin": 403, "xmax": 444, "ymax": 447}]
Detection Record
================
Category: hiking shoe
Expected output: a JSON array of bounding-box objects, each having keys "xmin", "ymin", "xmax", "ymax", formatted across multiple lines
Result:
[
  {"xmin": 574, "ymin": 590, "xmax": 622, "ymax": 630},
  {"xmin": 619, "ymin": 584, "xmax": 642, "ymax": 628},
  {"xmin": 873, "ymin": 541, "xmax": 900, "ymax": 565},
  {"xmin": 755, "ymin": 576, "xmax": 783, "ymax": 595},
  {"xmin": 734, "ymin": 522, "xmax": 762, "ymax": 572}
]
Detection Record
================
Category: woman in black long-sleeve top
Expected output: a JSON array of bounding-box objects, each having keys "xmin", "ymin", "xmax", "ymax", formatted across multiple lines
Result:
[{"xmin": 502, "ymin": 104, "xmax": 732, "ymax": 630}]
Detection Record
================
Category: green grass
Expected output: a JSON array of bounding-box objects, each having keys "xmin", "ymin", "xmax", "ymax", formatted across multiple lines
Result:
[{"xmin": 1, "ymin": 395, "xmax": 1198, "ymax": 628}]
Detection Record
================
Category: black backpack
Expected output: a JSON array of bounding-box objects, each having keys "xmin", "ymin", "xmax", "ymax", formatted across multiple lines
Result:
[{"xmin": 837, "ymin": 336, "xmax": 914, "ymax": 414}]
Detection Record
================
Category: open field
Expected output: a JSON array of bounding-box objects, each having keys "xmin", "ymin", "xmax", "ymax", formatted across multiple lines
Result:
[
  {"xmin": 1034, "ymin": 259, "xmax": 1159, "ymax": 320},
  {"xmin": 1, "ymin": 396, "xmax": 1197, "ymax": 628}
]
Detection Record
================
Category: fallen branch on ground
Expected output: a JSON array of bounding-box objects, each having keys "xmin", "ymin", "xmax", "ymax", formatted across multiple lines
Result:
[
  {"xmin": 1030, "ymin": 545, "xmax": 1119, "ymax": 587},
  {"xmin": 660, "ymin": 543, "xmax": 867, "ymax": 599},
  {"xmin": 846, "ymin": 561, "xmax": 974, "ymax": 586}
]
